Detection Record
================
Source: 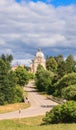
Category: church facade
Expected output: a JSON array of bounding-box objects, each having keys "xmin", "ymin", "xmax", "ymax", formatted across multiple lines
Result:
[{"xmin": 30, "ymin": 48, "xmax": 46, "ymax": 73}]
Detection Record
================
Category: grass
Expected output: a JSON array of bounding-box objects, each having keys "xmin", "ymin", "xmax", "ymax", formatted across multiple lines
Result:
[
  {"xmin": 0, "ymin": 116, "xmax": 76, "ymax": 130},
  {"xmin": 0, "ymin": 102, "xmax": 30, "ymax": 114}
]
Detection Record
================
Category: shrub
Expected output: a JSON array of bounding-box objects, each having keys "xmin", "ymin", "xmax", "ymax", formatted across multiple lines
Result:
[
  {"xmin": 61, "ymin": 85, "xmax": 76, "ymax": 100},
  {"xmin": 14, "ymin": 85, "xmax": 24, "ymax": 103},
  {"xmin": 54, "ymin": 73, "xmax": 76, "ymax": 96},
  {"xmin": 43, "ymin": 101, "xmax": 76, "ymax": 124}
]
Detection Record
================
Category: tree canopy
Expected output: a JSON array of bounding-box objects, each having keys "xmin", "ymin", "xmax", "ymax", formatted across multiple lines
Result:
[{"xmin": 0, "ymin": 54, "xmax": 23, "ymax": 105}]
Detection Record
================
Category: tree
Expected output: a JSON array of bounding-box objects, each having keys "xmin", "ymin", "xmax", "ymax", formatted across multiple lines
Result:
[
  {"xmin": 56, "ymin": 55, "xmax": 76, "ymax": 79},
  {"xmin": 0, "ymin": 59, "xmax": 16, "ymax": 104},
  {"xmin": 54, "ymin": 72, "xmax": 76, "ymax": 97},
  {"xmin": 55, "ymin": 54, "xmax": 64, "ymax": 64},
  {"xmin": 2, "ymin": 71, "xmax": 16, "ymax": 104},
  {"xmin": 0, "ymin": 54, "xmax": 13, "ymax": 63},
  {"xmin": 0, "ymin": 54, "xmax": 13, "ymax": 71},
  {"xmin": 35, "ymin": 65, "xmax": 46, "ymax": 92},
  {"xmin": 15, "ymin": 67, "xmax": 29, "ymax": 86},
  {"xmin": 14, "ymin": 85, "xmax": 24, "ymax": 102},
  {"xmin": 35, "ymin": 64, "xmax": 54, "ymax": 93},
  {"xmin": 55, "ymin": 55, "xmax": 65, "ymax": 78},
  {"xmin": 46, "ymin": 57, "xmax": 58, "ymax": 72},
  {"xmin": 0, "ymin": 55, "xmax": 23, "ymax": 105},
  {"xmin": 65, "ymin": 55, "xmax": 75, "ymax": 73},
  {"xmin": 57, "ymin": 61, "xmax": 66, "ymax": 78}
]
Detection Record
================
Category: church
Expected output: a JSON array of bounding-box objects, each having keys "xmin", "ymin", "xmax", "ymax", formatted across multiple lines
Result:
[{"xmin": 30, "ymin": 48, "xmax": 46, "ymax": 73}]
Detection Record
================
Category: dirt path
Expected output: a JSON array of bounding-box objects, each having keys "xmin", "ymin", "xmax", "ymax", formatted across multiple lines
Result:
[{"xmin": 0, "ymin": 81, "xmax": 58, "ymax": 120}]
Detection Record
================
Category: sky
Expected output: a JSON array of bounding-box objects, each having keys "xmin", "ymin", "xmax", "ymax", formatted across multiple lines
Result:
[{"xmin": 0, "ymin": 0, "xmax": 76, "ymax": 66}]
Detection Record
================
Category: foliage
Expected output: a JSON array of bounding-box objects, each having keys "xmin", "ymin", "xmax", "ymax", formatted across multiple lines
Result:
[
  {"xmin": 55, "ymin": 54, "xmax": 64, "ymax": 64},
  {"xmin": 57, "ymin": 61, "xmax": 66, "ymax": 78},
  {"xmin": 35, "ymin": 64, "xmax": 54, "ymax": 93},
  {"xmin": 2, "ymin": 71, "xmax": 17, "ymax": 104},
  {"xmin": 13, "ymin": 85, "xmax": 24, "ymax": 102},
  {"xmin": 46, "ymin": 57, "xmax": 58, "ymax": 72},
  {"xmin": 43, "ymin": 101, "xmax": 76, "ymax": 124},
  {"xmin": 15, "ymin": 67, "xmax": 29, "ymax": 86},
  {"xmin": 0, "ymin": 54, "xmax": 13, "ymax": 70},
  {"xmin": 0, "ymin": 54, "xmax": 24, "ymax": 105},
  {"xmin": 0, "ymin": 69, "xmax": 24, "ymax": 105},
  {"xmin": 28, "ymin": 72, "xmax": 35, "ymax": 80},
  {"xmin": 56, "ymin": 54, "xmax": 76, "ymax": 79},
  {"xmin": 54, "ymin": 73, "xmax": 76, "ymax": 97},
  {"xmin": 24, "ymin": 66, "xmax": 30, "ymax": 71},
  {"xmin": 0, "ymin": 54, "xmax": 13, "ymax": 63},
  {"xmin": 65, "ymin": 55, "xmax": 75, "ymax": 73},
  {"xmin": 61, "ymin": 85, "xmax": 76, "ymax": 100},
  {"xmin": 0, "ymin": 59, "xmax": 16, "ymax": 105}
]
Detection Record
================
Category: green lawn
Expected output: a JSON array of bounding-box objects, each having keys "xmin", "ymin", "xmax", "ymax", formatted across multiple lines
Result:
[{"xmin": 0, "ymin": 116, "xmax": 76, "ymax": 130}]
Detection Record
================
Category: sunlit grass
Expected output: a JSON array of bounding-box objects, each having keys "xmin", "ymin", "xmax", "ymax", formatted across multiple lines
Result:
[
  {"xmin": 0, "ymin": 116, "xmax": 76, "ymax": 130},
  {"xmin": 0, "ymin": 102, "xmax": 30, "ymax": 113}
]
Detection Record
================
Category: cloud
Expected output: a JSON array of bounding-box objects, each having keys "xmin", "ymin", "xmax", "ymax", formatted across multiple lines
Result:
[
  {"xmin": 12, "ymin": 53, "xmax": 34, "ymax": 66},
  {"xmin": 0, "ymin": 0, "xmax": 76, "ymax": 64}
]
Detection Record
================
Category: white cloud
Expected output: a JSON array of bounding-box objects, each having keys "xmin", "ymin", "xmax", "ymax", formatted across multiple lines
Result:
[
  {"xmin": 12, "ymin": 53, "xmax": 34, "ymax": 66},
  {"xmin": 0, "ymin": 38, "xmax": 5, "ymax": 45},
  {"xmin": 12, "ymin": 59, "xmax": 30, "ymax": 66},
  {"xmin": 0, "ymin": 0, "xmax": 76, "ymax": 64}
]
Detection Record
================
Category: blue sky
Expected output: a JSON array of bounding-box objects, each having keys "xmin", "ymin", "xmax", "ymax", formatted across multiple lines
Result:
[
  {"xmin": 0, "ymin": 0, "xmax": 76, "ymax": 65},
  {"xmin": 16, "ymin": 0, "xmax": 76, "ymax": 6}
]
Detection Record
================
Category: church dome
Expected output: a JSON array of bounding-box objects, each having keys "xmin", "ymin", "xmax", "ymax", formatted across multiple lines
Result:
[{"xmin": 36, "ymin": 48, "xmax": 44, "ymax": 58}]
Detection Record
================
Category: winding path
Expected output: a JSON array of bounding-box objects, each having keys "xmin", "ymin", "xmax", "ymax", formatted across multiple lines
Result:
[{"xmin": 0, "ymin": 81, "xmax": 58, "ymax": 120}]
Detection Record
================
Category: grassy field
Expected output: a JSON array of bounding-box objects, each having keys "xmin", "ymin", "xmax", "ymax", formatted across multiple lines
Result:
[
  {"xmin": 0, "ymin": 103, "xmax": 30, "ymax": 113},
  {"xmin": 0, "ymin": 116, "xmax": 76, "ymax": 130}
]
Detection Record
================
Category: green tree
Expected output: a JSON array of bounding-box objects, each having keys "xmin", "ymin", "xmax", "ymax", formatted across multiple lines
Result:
[
  {"xmin": 65, "ymin": 55, "xmax": 75, "ymax": 73},
  {"xmin": 0, "ymin": 54, "xmax": 13, "ymax": 63},
  {"xmin": 35, "ymin": 64, "xmax": 54, "ymax": 93},
  {"xmin": 55, "ymin": 55, "xmax": 65, "ymax": 78},
  {"xmin": 35, "ymin": 65, "xmax": 45, "ymax": 92},
  {"xmin": 0, "ymin": 54, "xmax": 13, "ymax": 70},
  {"xmin": 0, "ymin": 55, "xmax": 23, "ymax": 105},
  {"xmin": 54, "ymin": 73, "xmax": 76, "ymax": 97},
  {"xmin": 15, "ymin": 67, "xmax": 29, "ymax": 86},
  {"xmin": 0, "ymin": 59, "xmax": 16, "ymax": 104},
  {"xmin": 0, "ymin": 59, "xmax": 8, "ymax": 104},
  {"xmin": 2, "ymin": 71, "xmax": 16, "ymax": 104},
  {"xmin": 55, "ymin": 54, "xmax": 64, "ymax": 64},
  {"xmin": 14, "ymin": 85, "xmax": 24, "ymax": 102},
  {"xmin": 46, "ymin": 57, "xmax": 58, "ymax": 72},
  {"xmin": 57, "ymin": 61, "xmax": 66, "ymax": 78}
]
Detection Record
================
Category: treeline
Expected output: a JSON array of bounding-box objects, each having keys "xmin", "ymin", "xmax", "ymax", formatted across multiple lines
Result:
[
  {"xmin": 35, "ymin": 54, "xmax": 76, "ymax": 100},
  {"xmin": 0, "ymin": 54, "xmax": 34, "ymax": 105},
  {"xmin": 35, "ymin": 54, "xmax": 76, "ymax": 124}
]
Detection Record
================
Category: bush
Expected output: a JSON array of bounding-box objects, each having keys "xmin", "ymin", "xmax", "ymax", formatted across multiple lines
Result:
[
  {"xmin": 54, "ymin": 73, "xmax": 76, "ymax": 96},
  {"xmin": 14, "ymin": 85, "xmax": 24, "ymax": 103},
  {"xmin": 61, "ymin": 85, "xmax": 76, "ymax": 100},
  {"xmin": 43, "ymin": 101, "xmax": 76, "ymax": 124},
  {"xmin": 55, "ymin": 73, "xmax": 76, "ymax": 88}
]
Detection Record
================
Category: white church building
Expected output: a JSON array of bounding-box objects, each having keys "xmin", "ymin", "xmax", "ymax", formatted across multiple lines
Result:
[{"xmin": 30, "ymin": 48, "xmax": 46, "ymax": 73}]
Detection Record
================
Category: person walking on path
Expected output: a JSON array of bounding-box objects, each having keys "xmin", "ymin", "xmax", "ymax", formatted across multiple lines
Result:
[
  {"xmin": 25, "ymin": 97, "xmax": 30, "ymax": 104},
  {"xmin": 19, "ymin": 108, "xmax": 21, "ymax": 119}
]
